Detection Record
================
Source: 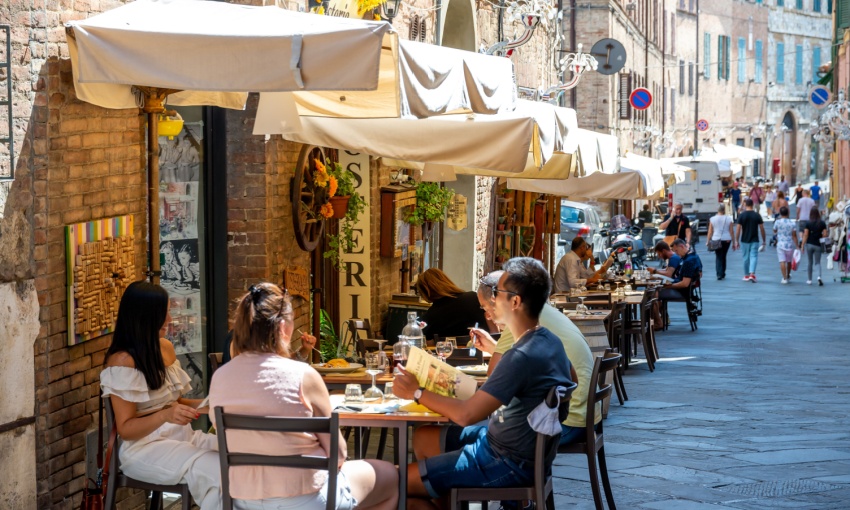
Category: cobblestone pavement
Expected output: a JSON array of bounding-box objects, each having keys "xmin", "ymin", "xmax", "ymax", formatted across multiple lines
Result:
[{"xmin": 552, "ymin": 241, "xmax": 850, "ymax": 509}]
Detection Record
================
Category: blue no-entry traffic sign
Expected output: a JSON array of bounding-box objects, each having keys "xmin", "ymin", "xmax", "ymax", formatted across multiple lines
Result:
[
  {"xmin": 629, "ymin": 87, "xmax": 652, "ymax": 110},
  {"xmin": 696, "ymin": 119, "xmax": 710, "ymax": 132},
  {"xmin": 809, "ymin": 85, "xmax": 831, "ymax": 109}
]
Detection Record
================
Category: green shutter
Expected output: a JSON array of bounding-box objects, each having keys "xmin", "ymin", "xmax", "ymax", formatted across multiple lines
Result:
[
  {"xmin": 840, "ymin": 0, "xmax": 850, "ymax": 28},
  {"xmin": 718, "ymin": 35, "xmax": 724, "ymax": 79},
  {"xmin": 725, "ymin": 36, "xmax": 732, "ymax": 81}
]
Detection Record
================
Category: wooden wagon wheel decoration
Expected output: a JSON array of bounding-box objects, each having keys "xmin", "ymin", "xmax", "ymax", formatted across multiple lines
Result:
[{"xmin": 291, "ymin": 145, "xmax": 330, "ymax": 252}]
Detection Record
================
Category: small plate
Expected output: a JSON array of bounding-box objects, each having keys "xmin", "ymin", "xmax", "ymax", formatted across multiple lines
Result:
[
  {"xmin": 457, "ymin": 365, "xmax": 489, "ymax": 376},
  {"xmin": 312, "ymin": 363, "xmax": 364, "ymax": 374}
]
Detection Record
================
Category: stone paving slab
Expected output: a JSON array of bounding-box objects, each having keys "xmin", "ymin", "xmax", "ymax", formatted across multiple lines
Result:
[{"xmin": 547, "ymin": 243, "xmax": 850, "ymax": 507}]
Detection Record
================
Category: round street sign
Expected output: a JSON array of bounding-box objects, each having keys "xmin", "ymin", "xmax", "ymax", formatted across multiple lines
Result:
[
  {"xmin": 629, "ymin": 87, "xmax": 652, "ymax": 110},
  {"xmin": 696, "ymin": 119, "xmax": 710, "ymax": 132},
  {"xmin": 809, "ymin": 85, "xmax": 831, "ymax": 109},
  {"xmin": 590, "ymin": 38, "xmax": 627, "ymax": 76}
]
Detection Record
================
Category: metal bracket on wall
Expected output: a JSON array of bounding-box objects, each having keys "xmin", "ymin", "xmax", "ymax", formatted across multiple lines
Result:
[{"xmin": 0, "ymin": 25, "xmax": 12, "ymax": 181}]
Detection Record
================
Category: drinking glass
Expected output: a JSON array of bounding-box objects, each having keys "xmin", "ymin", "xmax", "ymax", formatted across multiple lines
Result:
[
  {"xmin": 344, "ymin": 384, "xmax": 364, "ymax": 404},
  {"xmin": 364, "ymin": 353, "xmax": 384, "ymax": 401},
  {"xmin": 373, "ymin": 339, "xmax": 389, "ymax": 374},
  {"xmin": 383, "ymin": 382, "xmax": 398, "ymax": 401},
  {"xmin": 624, "ymin": 283, "xmax": 633, "ymax": 292},
  {"xmin": 447, "ymin": 337, "xmax": 458, "ymax": 351},
  {"xmin": 393, "ymin": 336, "xmax": 410, "ymax": 375},
  {"xmin": 436, "ymin": 341, "xmax": 453, "ymax": 362},
  {"xmin": 576, "ymin": 296, "xmax": 588, "ymax": 315}
]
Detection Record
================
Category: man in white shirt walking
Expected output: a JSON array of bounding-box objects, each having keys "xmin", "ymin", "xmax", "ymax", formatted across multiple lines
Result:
[
  {"xmin": 796, "ymin": 189, "xmax": 816, "ymax": 235},
  {"xmin": 553, "ymin": 237, "xmax": 613, "ymax": 293}
]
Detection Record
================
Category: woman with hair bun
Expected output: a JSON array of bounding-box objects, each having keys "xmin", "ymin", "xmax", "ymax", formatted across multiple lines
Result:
[
  {"xmin": 209, "ymin": 282, "xmax": 398, "ymax": 510},
  {"xmin": 100, "ymin": 281, "xmax": 220, "ymax": 509}
]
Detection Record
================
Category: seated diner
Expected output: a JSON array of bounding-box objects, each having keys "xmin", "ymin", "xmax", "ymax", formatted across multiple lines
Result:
[
  {"xmin": 209, "ymin": 282, "xmax": 398, "ymax": 510},
  {"xmin": 416, "ymin": 268, "xmax": 489, "ymax": 340}
]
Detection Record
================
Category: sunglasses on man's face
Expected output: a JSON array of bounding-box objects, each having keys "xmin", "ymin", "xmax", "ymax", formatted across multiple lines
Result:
[{"xmin": 488, "ymin": 285, "xmax": 518, "ymax": 301}]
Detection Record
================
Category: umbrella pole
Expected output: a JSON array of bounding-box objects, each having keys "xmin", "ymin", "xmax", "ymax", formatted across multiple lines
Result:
[{"xmin": 140, "ymin": 87, "xmax": 179, "ymax": 285}]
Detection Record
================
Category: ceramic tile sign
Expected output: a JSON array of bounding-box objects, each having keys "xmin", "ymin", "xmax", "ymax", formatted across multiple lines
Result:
[{"xmin": 65, "ymin": 215, "xmax": 136, "ymax": 345}]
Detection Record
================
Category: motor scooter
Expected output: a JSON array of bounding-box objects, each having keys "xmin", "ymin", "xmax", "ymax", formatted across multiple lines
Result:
[{"xmin": 601, "ymin": 215, "xmax": 647, "ymax": 271}]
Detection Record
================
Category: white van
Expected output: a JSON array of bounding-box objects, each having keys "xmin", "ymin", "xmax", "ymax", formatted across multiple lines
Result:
[{"xmin": 668, "ymin": 159, "xmax": 726, "ymax": 233}]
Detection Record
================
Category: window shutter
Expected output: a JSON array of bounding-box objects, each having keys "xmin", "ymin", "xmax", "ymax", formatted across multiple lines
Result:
[
  {"xmin": 680, "ymin": 60, "xmax": 685, "ymax": 94},
  {"xmin": 840, "ymin": 0, "xmax": 850, "ymax": 28},
  {"xmin": 755, "ymin": 40, "xmax": 763, "ymax": 83},
  {"xmin": 688, "ymin": 62, "xmax": 694, "ymax": 95},
  {"xmin": 777, "ymin": 42, "xmax": 785, "ymax": 83},
  {"xmin": 718, "ymin": 35, "xmax": 724, "ymax": 79},
  {"xmin": 725, "ymin": 36, "xmax": 731, "ymax": 81},
  {"xmin": 813, "ymin": 47, "xmax": 821, "ymax": 82},
  {"xmin": 738, "ymin": 37, "xmax": 746, "ymax": 83},
  {"xmin": 619, "ymin": 73, "xmax": 632, "ymax": 120},
  {"xmin": 795, "ymin": 44, "xmax": 803, "ymax": 84}
]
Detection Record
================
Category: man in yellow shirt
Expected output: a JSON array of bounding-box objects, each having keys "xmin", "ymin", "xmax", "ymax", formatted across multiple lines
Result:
[{"xmin": 471, "ymin": 271, "xmax": 600, "ymax": 445}]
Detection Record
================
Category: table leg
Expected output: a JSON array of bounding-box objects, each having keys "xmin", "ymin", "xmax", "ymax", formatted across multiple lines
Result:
[{"xmin": 398, "ymin": 424, "xmax": 408, "ymax": 510}]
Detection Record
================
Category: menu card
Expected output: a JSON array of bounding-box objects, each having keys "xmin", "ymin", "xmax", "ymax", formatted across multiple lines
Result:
[{"xmin": 405, "ymin": 347, "xmax": 477, "ymax": 400}]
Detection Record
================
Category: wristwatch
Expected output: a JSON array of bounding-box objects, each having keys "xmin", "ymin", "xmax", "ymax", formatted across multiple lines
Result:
[{"xmin": 413, "ymin": 387, "xmax": 425, "ymax": 404}]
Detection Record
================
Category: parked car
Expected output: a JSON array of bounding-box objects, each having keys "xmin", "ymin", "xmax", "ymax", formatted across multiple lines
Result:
[{"xmin": 557, "ymin": 200, "xmax": 607, "ymax": 262}]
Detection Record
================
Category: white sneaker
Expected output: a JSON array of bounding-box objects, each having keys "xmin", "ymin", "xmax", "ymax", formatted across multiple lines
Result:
[
  {"xmin": 781, "ymin": 279, "xmax": 788, "ymax": 284},
  {"xmin": 807, "ymin": 280, "xmax": 812, "ymax": 285}
]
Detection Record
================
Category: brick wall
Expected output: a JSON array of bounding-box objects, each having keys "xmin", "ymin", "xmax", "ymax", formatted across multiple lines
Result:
[
  {"xmin": 35, "ymin": 57, "xmax": 147, "ymax": 509},
  {"xmin": 225, "ymin": 94, "xmax": 312, "ymax": 329}
]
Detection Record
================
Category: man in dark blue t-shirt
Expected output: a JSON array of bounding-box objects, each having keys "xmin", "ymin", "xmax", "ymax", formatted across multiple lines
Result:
[
  {"xmin": 660, "ymin": 239, "xmax": 702, "ymax": 300},
  {"xmin": 393, "ymin": 258, "xmax": 573, "ymax": 506},
  {"xmin": 649, "ymin": 241, "xmax": 682, "ymax": 280},
  {"xmin": 729, "ymin": 183, "xmax": 743, "ymax": 220}
]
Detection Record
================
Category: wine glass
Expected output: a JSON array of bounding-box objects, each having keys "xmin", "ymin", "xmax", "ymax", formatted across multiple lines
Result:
[
  {"xmin": 373, "ymin": 339, "xmax": 389, "ymax": 373},
  {"xmin": 436, "ymin": 341, "xmax": 453, "ymax": 362},
  {"xmin": 364, "ymin": 353, "xmax": 384, "ymax": 401},
  {"xmin": 393, "ymin": 335, "xmax": 410, "ymax": 375},
  {"xmin": 576, "ymin": 296, "xmax": 588, "ymax": 315}
]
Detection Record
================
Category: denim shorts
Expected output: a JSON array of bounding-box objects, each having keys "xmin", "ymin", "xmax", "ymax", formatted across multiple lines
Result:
[
  {"xmin": 233, "ymin": 472, "xmax": 357, "ymax": 510},
  {"xmin": 419, "ymin": 425, "xmax": 532, "ymax": 499}
]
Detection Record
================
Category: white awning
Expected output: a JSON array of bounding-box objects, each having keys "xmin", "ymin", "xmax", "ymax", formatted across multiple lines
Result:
[
  {"xmin": 711, "ymin": 144, "xmax": 765, "ymax": 163},
  {"xmin": 287, "ymin": 39, "xmax": 517, "ymax": 119},
  {"xmin": 621, "ymin": 152, "xmax": 691, "ymax": 184},
  {"xmin": 65, "ymin": 0, "xmax": 394, "ymax": 110},
  {"xmin": 275, "ymin": 100, "xmax": 573, "ymax": 174},
  {"xmin": 506, "ymin": 163, "xmax": 664, "ymax": 200}
]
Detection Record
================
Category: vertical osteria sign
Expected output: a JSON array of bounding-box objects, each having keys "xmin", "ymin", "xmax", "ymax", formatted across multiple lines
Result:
[{"xmin": 337, "ymin": 150, "xmax": 372, "ymax": 329}]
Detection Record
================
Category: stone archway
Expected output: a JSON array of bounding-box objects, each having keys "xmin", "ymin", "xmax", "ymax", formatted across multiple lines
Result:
[{"xmin": 439, "ymin": 0, "xmax": 478, "ymax": 51}]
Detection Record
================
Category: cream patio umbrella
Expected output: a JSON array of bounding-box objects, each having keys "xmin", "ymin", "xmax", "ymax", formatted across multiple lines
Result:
[{"xmin": 65, "ymin": 0, "xmax": 395, "ymax": 283}]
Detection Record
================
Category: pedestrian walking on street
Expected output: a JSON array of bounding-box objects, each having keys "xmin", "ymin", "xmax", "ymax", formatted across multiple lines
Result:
[
  {"xmin": 749, "ymin": 181, "xmax": 765, "ymax": 217},
  {"xmin": 792, "ymin": 183, "xmax": 805, "ymax": 204},
  {"xmin": 765, "ymin": 186, "xmax": 776, "ymax": 218},
  {"xmin": 736, "ymin": 198, "xmax": 766, "ymax": 282},
  {"xmin": 796, "ymin": 189, "xmax": 816, "ymax": 236},
  {"xmin": 730, "ymin": 182, "xmax": 742, "ymax": 220},
  {"xmin": 707, "ymin": 204, "xmax": 734, "ymax": 280},
  {"xmin": 801, "ymin": 208, "xmax": 828, "ymax": 286},
  {"xmin": 810, "ymin": 181, "xmax": 822, "ymax": 209},
  {"xmin": 773, "ymin": 206, "xmax": 798, "ymax": 284},
  {"xmin": 777, "ymin": 175, "xmax": 790, "ymax": 195},
  {"xmin": 772, "ymin": 191, "xmax": 789, "ymax": 219}
]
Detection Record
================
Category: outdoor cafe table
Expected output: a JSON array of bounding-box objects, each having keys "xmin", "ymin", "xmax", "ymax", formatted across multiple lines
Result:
[{"xmin": 330, "ymin": 394, "xmax": 448, "ymax": 510}]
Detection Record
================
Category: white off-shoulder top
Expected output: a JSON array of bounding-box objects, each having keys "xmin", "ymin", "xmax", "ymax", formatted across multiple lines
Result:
[{"xmin": 100, "ymin": 360, "xmax": 193, "ymax": 415}]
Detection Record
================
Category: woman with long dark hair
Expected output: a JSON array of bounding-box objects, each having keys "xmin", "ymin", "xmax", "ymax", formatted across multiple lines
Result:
[
  {"xmin": 209, "ymin": 282, "xmax": 398, "ymax": 509},
  {"xmin": 801, "ymin": 207, "xmax": 829, "ymax": 286},
  {"xmin": 101, "ymin": 281, "xmax": 219, "ymax": 508}
]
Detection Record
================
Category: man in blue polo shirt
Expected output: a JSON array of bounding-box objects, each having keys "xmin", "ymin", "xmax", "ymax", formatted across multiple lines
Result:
[{"xmin": 393, "ymin": 258, "xmax": 573, "ymax": 509}]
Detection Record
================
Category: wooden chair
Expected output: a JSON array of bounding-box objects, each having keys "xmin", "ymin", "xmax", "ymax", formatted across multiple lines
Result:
[
  {"xmin": 659, "ymin": 278, "xmax": 702, "ymax": 331},
  {"xmin": 208, "ymin": 352, "xmax": 223, "ymax": 375},
  {"xmin": 103, "ymin": 398, "xmax": 192, "ymax": 510},
  {"xmin": 558, "ymin": 354, "xmax": 621, "ymax": 510},
  {"xmin": 449, "ymin": 383, "xmax": 577, "ymax": 510},
  {"xmin": 622, "ymin": 294, "xmax": 656, "ymax": 372},
  {"xmin": 214, "ymin": 407, "xmax": 340, "ymax": 510},
  {"xmin": 603, "ymin": 305, "xmax": 628, "ymax": 405}
]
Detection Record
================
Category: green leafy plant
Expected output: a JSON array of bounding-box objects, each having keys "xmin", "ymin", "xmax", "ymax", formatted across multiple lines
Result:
[
  {"xmin": 318, "ymin": 309, "xmax": 339, "ymax": 362},
  {"xmin": 404, "ymin": 182, "xmax": 455, "ymax": 226},
  {"xmin": 324, "ymin": 162, "xmax": 367, "ymax": 269}
]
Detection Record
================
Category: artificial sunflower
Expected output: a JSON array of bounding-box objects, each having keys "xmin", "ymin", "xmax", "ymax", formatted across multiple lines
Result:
[
  {"xmin": 328, "ymin": 175, "xmax": 338, "ymax": 197},
  {"xmin": 320, "ymin": 202, "xmax": 335, "ymax": 219}
]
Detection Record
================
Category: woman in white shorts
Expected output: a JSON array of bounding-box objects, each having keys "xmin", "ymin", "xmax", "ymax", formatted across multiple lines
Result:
[{"xmin": 773, "ymin": 206, "xmax": 798, "ymax": 284}]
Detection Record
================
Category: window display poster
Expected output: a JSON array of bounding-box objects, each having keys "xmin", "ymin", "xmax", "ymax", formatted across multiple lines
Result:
[{"xmin": 159, "ymin": 120, "xmax": 204, "ymax": 357}]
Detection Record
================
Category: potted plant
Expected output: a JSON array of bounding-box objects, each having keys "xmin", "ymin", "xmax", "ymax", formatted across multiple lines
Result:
[
  {"xmin": 495, "ymin": 248, "xmax": 510, "ymax": 263},
  {"xmin": 404, "ymin": 182, "xmax": 455, "ymax": 227},
  {"xmin": 317, "ymin": 160, "xmax": 367, "ymax": 268}
]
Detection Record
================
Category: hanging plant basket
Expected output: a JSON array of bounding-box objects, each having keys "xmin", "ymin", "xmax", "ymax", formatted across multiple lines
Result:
[{"xmin": 329, "ymin": 195, "xmax": 351, "ymax": 219}]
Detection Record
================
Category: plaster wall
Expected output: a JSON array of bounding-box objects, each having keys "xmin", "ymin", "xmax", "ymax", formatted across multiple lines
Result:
[{"xmin": 0, "ymin": 280, "xmax": 39, "ymax": 508}]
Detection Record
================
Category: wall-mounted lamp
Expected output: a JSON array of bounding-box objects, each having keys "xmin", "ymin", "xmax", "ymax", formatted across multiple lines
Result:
[{"xmin": 382, "ymin": 0, "xmax": 403, "ymax": 23}]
